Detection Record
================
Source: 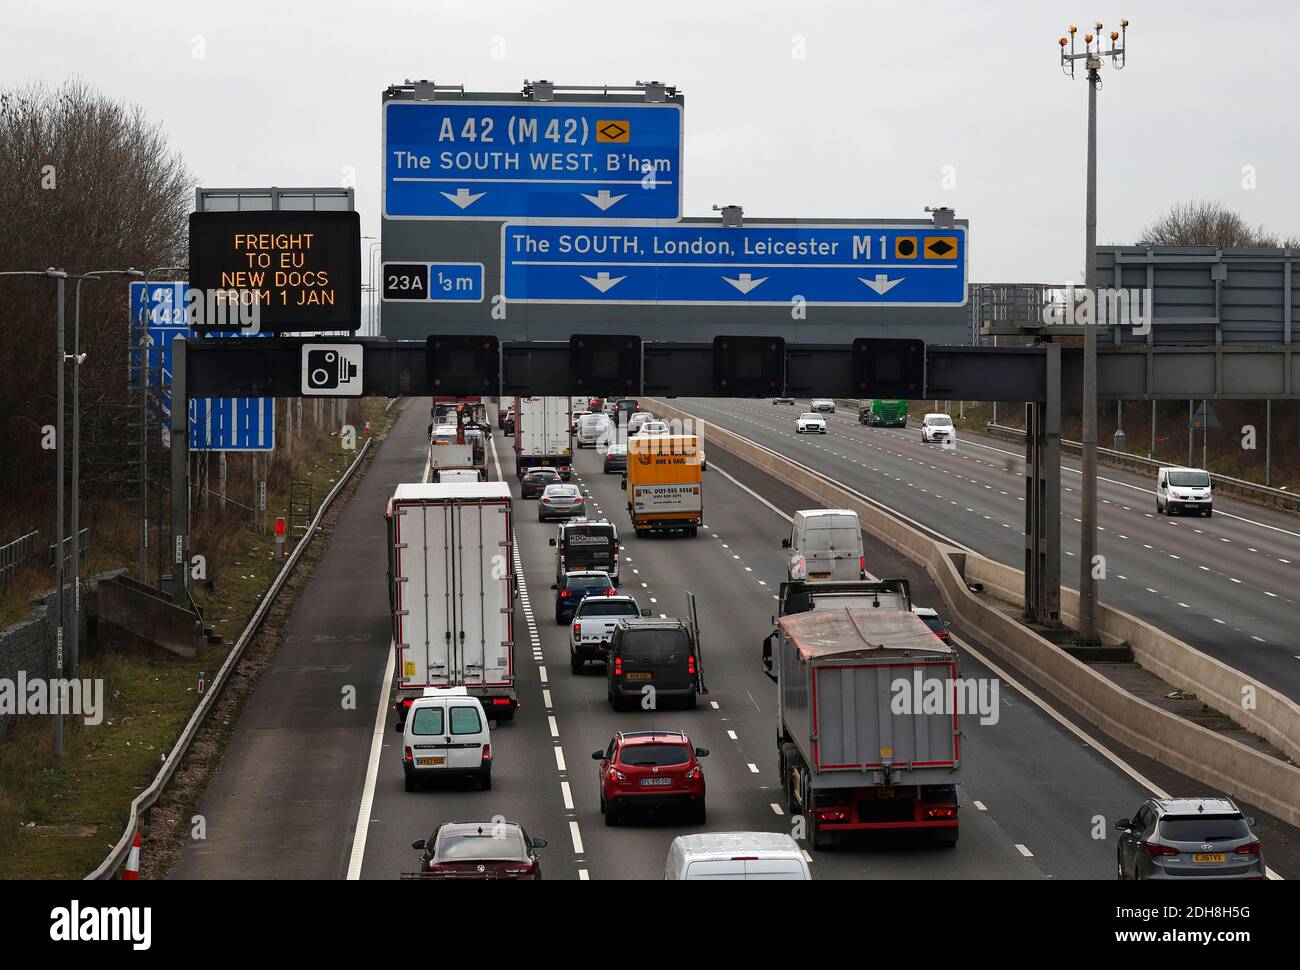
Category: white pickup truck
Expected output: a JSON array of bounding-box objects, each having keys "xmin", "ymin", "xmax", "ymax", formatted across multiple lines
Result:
[{"xmin": 568, "ymin": 594, "xmax": 649, "ymax": 674}]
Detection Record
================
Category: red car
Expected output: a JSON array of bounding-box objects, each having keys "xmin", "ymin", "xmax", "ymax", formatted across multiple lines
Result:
[{"xmin": 593, "ymin": 731, "xmax": 708, "ymax": 826}]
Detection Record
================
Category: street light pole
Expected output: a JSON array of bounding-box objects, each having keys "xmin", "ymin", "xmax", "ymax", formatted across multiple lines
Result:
[{"xmin": 1059, "ymin": 18, "xmax": 1128, "ymax": 646}]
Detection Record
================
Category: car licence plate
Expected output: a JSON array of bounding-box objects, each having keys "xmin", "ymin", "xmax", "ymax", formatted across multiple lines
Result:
[
  {"xmin": 810, "ymin": 573, "xmax": 831, "ymax": 580},
  {"xmin": 625, "ymin": 672, "xmax": 652, "ymax": 681},
  {"xmin": 640, "ymin": 777, "xmax": 673, "ymax": 786},
  {"xmin": 1192, "ymin": 853, "xmax": 1226, "ymax": 863},
  {"xmin": 416, "ymin": 757, "xmax": 445, "ymax": 767}
]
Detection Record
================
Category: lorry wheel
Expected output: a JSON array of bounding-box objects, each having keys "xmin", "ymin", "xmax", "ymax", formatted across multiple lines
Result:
[
  {"xmin": 605, "ymin": 804, "xmax": 619, "ymax": 827},
  {"xmin": 404, "ymin": 773, "xmax": 416, "ymax": 793},
  {"xmin": 687, "ymin": 527, "xmax": 698, "ymax": 537},
  {"xmin": 691, "ymin": 801, "xmax": 707, "ymax": 825},
  {"xmin": 685, "ymin": 692, "xmax": 698, "ymax": 710}
]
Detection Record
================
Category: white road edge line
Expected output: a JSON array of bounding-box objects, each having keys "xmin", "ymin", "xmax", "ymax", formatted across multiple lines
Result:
[{"xmin": 345, "ymin": 638, "xmax": 396, "ymax": 881}]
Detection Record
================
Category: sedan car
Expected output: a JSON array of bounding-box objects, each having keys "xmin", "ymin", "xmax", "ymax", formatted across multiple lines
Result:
[
  {"xmin": 773, "ymin": 397, "xmax": 796, "ymax": 405},
  {"xmin": 603, "ymin": 442, "xmax": 628, "ymax": 474},
  {"xmin": 635, "ymin": 420, "xmax": 670, "ymax": 436},
  {"xmin": 553, "ymin": 570, "xmax": 616, "ymax": 624},
  {"xmin": 1115, "ymin": 797, "xmax": 1263, "ymax": 880},
  {"xmin": 595, "ymin": 731, "xmax": 708, "ymax": 826},
  {"xmin": 539, "ymin": 483, "xmax": 586, "ymax": 521},
  {"xmin": 521, "ymin": 466, "xmax": 562, "ymax": 498},
  {"xmin": 409, "ymin": 821, "xmax": 546, "ymax": 880},
  {"xmin": 796, "ymin": 412, "xmax": 827, "ymax": 434},
  {"xmin": 810, "ymin": 398, "xmax": 836, "ymax": 413}
]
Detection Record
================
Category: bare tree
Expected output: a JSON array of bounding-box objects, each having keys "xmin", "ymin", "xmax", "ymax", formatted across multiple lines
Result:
[
  {"xmin": 1140, "ymin": 200, "xmax": 1299, "ymax": 248},
  {"xmin": 0, "ymin": 78, "xmax": 193, "ymax": 535}
]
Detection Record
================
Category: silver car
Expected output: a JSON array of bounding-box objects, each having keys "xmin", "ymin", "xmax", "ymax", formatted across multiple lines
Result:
[
  {"xmin": 539, "ymin": 483, "xmax": 586, "ymax": 522},
  {"xmin": 1115, "ymin": 797, "xmax": 1264, "ymax": 880}
]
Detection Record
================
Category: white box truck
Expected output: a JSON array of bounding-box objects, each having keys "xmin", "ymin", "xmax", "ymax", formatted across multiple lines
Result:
[
  {"xmin": 513, "ymin": 396, "xmax": 573, "ymax": 480},
  {"xmin": 385, "ymin": 482, "xmax": 517, "ymax": 727}
]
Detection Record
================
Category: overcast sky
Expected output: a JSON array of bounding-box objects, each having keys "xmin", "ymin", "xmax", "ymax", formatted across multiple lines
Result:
[{"xmin": 6, "ymin": 0, "xmax": 1298, "ymax": 285}]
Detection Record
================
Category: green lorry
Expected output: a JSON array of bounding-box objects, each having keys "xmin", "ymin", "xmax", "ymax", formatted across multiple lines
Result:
[{"xmin": 859, "ymin": 399, "xmax": 909, "ymax": 427}]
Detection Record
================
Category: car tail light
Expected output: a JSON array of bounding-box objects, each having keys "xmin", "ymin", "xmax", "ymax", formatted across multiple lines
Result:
[
  {"xmin": 504, "ymin": 862, "xmax": 535, "ymax": 876},
  {"xmin": 684, "ymin": 765, "xmax": 702, "ymax": 781},
  {"xmin": 614, "ymin": 657, "xmax": 623, "ymax": 676},
  {"xmin": 609, "ymin": 768, "xmax": 626, "ymax": 782},
  {"xmin": 613, "ymin": 543, "xmax": 619, "ymax": 555},
  {"xmin": 542, "ymin": 497, "xmax": 551, "ymax": 504},
  {"xmin": 573, "ymin": 622, "xmax": 581, "ymax": 638},
  {"xmin": 926, "ymin": 806, "xmax": 956, "ymax": 818},
  {"xmin": 403, "ymin": 746, "xmax": 413, "ymax": 764},
  {"xmin": 481, "ymin": 743, "xmax": 492, "ymax": 762},
  {"xmin": 605, "ymin": 588, "xmax": 615, "ymax": 595},
  {"xmin": 491, "ymin": 698, "xmax": 511, "ymax": 707},
  {"xmin": 1235, "ymin": 841, "xmax": 1262, "ymax": 856},
  {"xmin": 1143, "ymin": 842, "xmax": 1178, "ymax": 859},
  {"xmin": 559, "ymin": 589, "xmax": 570, "ymax": 598},
  {"xmin": 937, "ymin": 630, "xmax": 951, "ymax": 641},
  {"xmin": 688, "ymin": 655, "xmax": 697, "ymax": 676},
  {"xmin": 815, "ymin": 808, "xmax": 847, "ymax": 823}
]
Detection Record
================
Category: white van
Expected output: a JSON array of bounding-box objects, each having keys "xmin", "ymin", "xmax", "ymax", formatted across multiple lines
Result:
[
  {"xmin": 402, "ymin": 687, "xmax": 493, "ymax": 792},
  {"xmin": 577, "ymin": 412, "xmax": 612, "ymax": 447},
  {"xmin": 1156, "ymin": 466, "xmax": 1214, "ymax": 517},
  {"xmin": 665, "ymin": 832, "xmax": 811, "ymax": 880},
  {"xmin": 783, "ymin": 509, "xmax": 865, "ymax": 582}
]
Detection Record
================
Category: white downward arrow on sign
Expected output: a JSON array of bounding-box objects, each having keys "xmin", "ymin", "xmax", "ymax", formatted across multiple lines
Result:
[
  {"xmin": 440, "ymin": 188, "xmax": 486, "ymax": 209},
  {"xmin": 860, "ymin": 273, "xmax": 903, "ymax": 294},
  {"xmin": 722, "ymin": 272, "xmax": 768, "ymax": 294},
  {"xmin": 581, "ymin": 190, "xmax": 627, "ymax": 211},
  {"xmin": 581, "ymin": 272, "xmax": 626, "ymax": 293}
]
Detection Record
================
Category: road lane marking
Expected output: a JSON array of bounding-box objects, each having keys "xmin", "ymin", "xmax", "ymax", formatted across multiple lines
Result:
[
  {"xmin": 1015, "ymin": 844, "xmax": 1034, "ymax": 858},
  {"xmin": 345, "ymin": 638, "xmax": 397, "ymax": 881}
]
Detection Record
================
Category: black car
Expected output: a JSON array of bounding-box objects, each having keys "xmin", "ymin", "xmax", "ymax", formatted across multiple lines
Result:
[
  {"xmin": 607, "ymin": 618, "xmax": 700, "ymax": 710},
  {"xmin": 409, "ymin": 821, "xmax": 546, "ymax": 880},
  {"xmin": 521, "ymin": 466, "xmax": 561, "ymax": 498},
  {"xmin": 553, "ymin": 570, "xmax": 616, "ymax": 624},
  {"xmin": 603, "ymin": 443, "xmax": 628, "ymax": 474}
]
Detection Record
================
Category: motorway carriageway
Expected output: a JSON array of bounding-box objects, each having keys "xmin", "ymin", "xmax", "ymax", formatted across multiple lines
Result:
[
  {"xmin": 669, "ymin": 399, "xmax": 1300, "ymax": 706},
  {"xmin": 351, "ymin": 409, "xmax": 1190, "ymax": 881},
  {"xmin": 169, "ymin": 401, "xmax": 1288, "ymax": 881}
]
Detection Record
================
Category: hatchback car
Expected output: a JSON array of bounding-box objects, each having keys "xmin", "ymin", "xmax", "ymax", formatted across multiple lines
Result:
[
  {"xmin": 796, "ymin": 412, "xmax": 827, "ymax": 434},
  {"xmin": 626, "ymin": 411, "xmax": 655, "ymax": 435},
  {"xmin": 502, "ymin": 410, "xmax": 515, "ymax": 435},
  {"xmin": 553, "ymin": 570, "xmax": 616, "ymax": 624},
  {"xmin": 921, "ymin": 413, "xmax": 955, "ymax": 444},
  {"xmin": 594, "ymin": 731, "xmax": 708, "ymax": 826},
  {"xmin": 810, "ymin": 399, "xmax": 836, "ymax": 413},
  {"xmin": 410, "ymin": 821, "xmax": 546, "ymax": 880},
  {"xmin": 1115, "ymin": 797, "xmax": 1264, "ymax": 880},
  {"xmin": 606, "ymin": 617, "xmax": 700, "ymax": 709},
  {"xmin": 539, "ymin": 483, "xmax": 585, "ymax": 521},
  {"xmin": 521, "ymin": 466, "xmax": 562, "ymax": 498},
  {"xmin": 773, "ymin": 397, "xmax": 796, "ymax": 405},
  {"xmin": 603, "ymin": 442, "xmax": 628, "ymax": 474},
  {"xmin": 635, "ymin": 420, "xmax": 671, "ymax": 437}
]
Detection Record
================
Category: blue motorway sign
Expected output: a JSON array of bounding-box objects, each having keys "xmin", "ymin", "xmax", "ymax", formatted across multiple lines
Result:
[
  {"xmin": 127, "ymin": 282, "xmax": 275, "ymax": 450},
  {"xmin": 500, "ymin": 223, "xmax": 967, "ymax": 306},
  {"xmin": 383, "ymin": 100, "xmax": 683, "ymax": 221},
  {"xmin": 189, "ymin": 397, "xmax": 276, "ymax": 452},
  {"xmin": 381, "ymin": 261, "xmax": 484, "ymax": 303}
]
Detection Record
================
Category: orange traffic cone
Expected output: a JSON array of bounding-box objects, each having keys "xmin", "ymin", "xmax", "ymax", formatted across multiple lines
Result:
[
  {"xmin": 364, "ymin": 420, "xmax": 372, "ymax": 436},
  {"xmin": 122, "ymin": 829, "xmax": 141, "ymax": 880}
]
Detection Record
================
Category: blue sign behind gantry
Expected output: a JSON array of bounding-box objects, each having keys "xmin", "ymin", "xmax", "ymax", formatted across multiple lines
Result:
[
  {"xmin": 383, "ymin": 100, "xmax": 683, "ymax": 220},
  {"xmin": 501, "ymin": 223, "xmax": 967, "ymax": 306}
]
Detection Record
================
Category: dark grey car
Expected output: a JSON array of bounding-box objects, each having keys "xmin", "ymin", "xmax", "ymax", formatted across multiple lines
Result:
[
  {"xmin": 1116, "ymin": 797, "xmax": 1264, "ymax": 880},
  {"xmin": 606, "ymin": 619, "xmax": 700, "ymax": 711}
]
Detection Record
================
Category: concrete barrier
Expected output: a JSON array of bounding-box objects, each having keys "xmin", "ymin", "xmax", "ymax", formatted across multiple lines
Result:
[{"xmin": 649, "ymin": 399, "xmax": 1300, "ymax": 827}]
